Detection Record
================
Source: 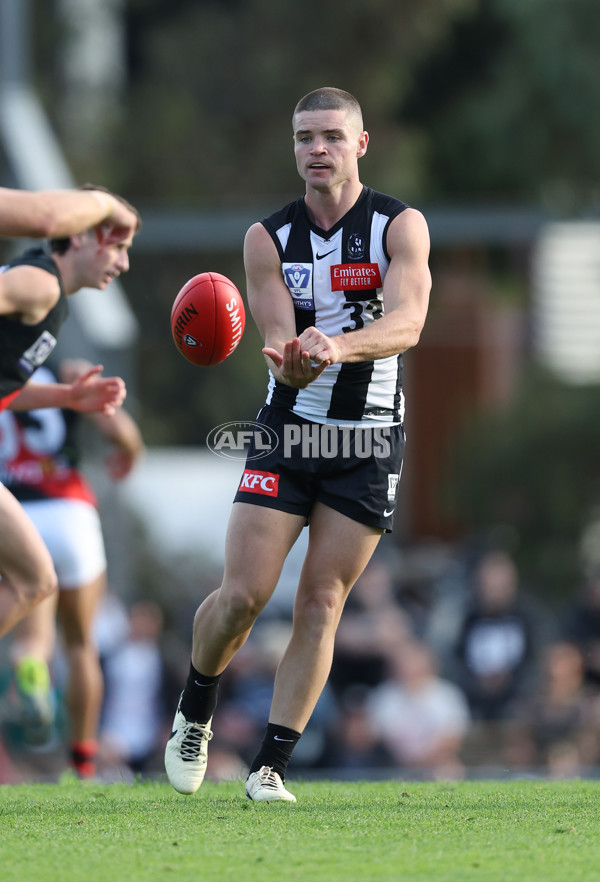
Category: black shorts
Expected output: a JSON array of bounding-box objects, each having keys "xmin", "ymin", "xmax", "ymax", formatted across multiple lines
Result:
[{"xmin": 233, "ymin": 405, "xmax": 405, "ymax": 532}]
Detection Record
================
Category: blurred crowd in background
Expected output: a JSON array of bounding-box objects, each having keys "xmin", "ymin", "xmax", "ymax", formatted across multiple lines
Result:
[{"xmin": 3, "ymin": 540, "xmax": 600, "ymax": 784}]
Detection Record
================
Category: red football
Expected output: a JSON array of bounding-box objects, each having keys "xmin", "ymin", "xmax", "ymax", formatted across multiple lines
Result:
[{"xmin": 171, "ymin": 272, "xmax": 245, "ymax": 366}]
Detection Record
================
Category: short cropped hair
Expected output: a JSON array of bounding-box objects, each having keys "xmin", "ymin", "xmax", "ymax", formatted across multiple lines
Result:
[
  {"xmin": 48, "ymin": 183, "xmax": 142, "ymax": 255},
  {"xmin": 293, "ymin": 87, "xmax": 364, "ymax": 129}
]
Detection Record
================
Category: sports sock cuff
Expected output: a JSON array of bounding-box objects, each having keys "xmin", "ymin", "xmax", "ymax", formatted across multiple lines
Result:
[
  {"xmin": 248, "ymin": 722, "xmax": 302, "ymax": 779},
  {"xmin": 187, "ymin": 662, "xmax": 222, "ymax": 687},
  {"xmin": 180, "ymin": 662, "xmax": 222, "ymax": 722},
  {"xmin": 71, "ymin": 742, "xmax": 98, "ymax": 779},
  {"xmin": 267, "ymin": 722, "xmax": 301, "ymax": 740},
  {"xmin": 70, "ymin": 739, "xmax": 98, "ymax": 756}
]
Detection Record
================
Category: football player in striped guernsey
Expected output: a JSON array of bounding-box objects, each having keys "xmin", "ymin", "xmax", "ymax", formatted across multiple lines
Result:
[{"xmin": 165, "ymin": 87, "xmax": 431, "ymax": 802}]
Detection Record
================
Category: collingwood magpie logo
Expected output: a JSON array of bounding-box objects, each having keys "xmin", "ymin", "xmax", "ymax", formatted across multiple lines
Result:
[{"xmin": 347, "ymin": 233, "xmax": 365, "ymax": 260}]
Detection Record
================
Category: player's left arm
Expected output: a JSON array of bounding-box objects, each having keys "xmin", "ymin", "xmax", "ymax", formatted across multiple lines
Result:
[
  {"xmin": 58, "ymin": 358, "xmax": 145, "ymax": 479},
  {"xmin": 9, "ymin": 366, "xmax": 126, "ymax": 415},
  {"xmin": 299, "ymin": 207, "xmax": 431, "ymax": 364}
]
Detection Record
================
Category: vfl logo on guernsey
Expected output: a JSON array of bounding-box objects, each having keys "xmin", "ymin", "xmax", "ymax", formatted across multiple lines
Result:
[
  {"xmin": 18, "ymin": 331, "xmax": 58, "ymax": 375},
  {"xmin": 331, "ymin": 263, "xmax": 382, "ymax": 292},
  {"xmin": 238, "ymin": 469, "xmax": 280, "ymax": 496},
  {"xmin": 282, "ymin": 263, "xmax": 313, "ymax": 310}
]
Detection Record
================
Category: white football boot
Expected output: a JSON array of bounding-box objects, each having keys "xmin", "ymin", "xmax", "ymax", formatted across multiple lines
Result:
[
  {"xmin": 164, "ymin": 695, "xmax": 213, "ymax": 794},
  {"xmin": 245, "ymin": 765, "xmax": 297, "ymax": 802}
]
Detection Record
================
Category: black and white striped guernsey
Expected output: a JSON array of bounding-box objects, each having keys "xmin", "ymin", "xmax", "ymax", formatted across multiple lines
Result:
[{"xmin": 261, "ymin": 186, "xmax": 407, "ymax": 424}]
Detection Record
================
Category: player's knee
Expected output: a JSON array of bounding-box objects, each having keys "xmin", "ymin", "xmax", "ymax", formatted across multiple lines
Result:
[
  {"xmin": 15, "ymin": 564, "xmax": 57, "ymax": 608},
  {"xmin": 36, "ymin": 565, "xmax": 58, "ymax": 603},
  {"xmin": 217, "ymin": 584, "xmax": 265, "ymax": 632},
  {"xmin": 297, "ymin": 585, "xmax": 343, "ymax": 630},
  {"xmin": 61, "ymin": 623, "xmax": 88, "ymax": 649}
]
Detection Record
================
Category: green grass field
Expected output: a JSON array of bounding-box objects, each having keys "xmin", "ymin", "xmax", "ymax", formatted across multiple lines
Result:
[{"xmin": 1, "ymin": 777, "xmax": 599, "ymax": 882}]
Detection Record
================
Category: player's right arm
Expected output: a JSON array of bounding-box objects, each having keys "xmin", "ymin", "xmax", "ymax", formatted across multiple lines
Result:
[
  {"xmin": 87, "ymin": 407, "xmax": 145, "ymax": 479},
  {"xmin": 0, "ymin": 265, "xmax": 61, "ymax": 322},
  {"xmin": 0, "ymin": 187, "xmax": 138, "ymax": 241},
  {"xmin": 244, "ymin": 222, "xmax": 328, "ymax": 388}
]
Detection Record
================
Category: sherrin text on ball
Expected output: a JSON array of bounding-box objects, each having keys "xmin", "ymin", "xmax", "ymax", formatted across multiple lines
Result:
[{"xmin": 171, "ymin": 271, "xmax": 245, "ymax": 366}]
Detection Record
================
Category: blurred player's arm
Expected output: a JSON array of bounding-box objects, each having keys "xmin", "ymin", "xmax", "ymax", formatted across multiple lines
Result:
[
  {"xmin": 60, "ymin": 359, "xmax": 145, "ymax": 479},
  {"xmin": 0, "ymin": 186, "xmax": 139, "ymax": 242},
  {"xmin": 0, "ymin": 264, "xmax": 61, "ymax": 322},
  {"xmin": 10, "ymin": 366, "xmax": 126, "ymax": 415}
]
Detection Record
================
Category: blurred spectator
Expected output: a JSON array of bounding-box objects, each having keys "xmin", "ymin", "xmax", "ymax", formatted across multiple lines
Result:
[
  {"xmin": 97, "ymin": 600, "xmax": 172, "ymax": 777},
  {"xmin": 94, "ymin": 591, "xmax": 131, "ymax": 662},
  {"xmin": 450, "ymin": 550, "xmax": 552, "ymax": 721},
  {"xmin": 319, "ymin": 685, "xmax": 395, "ymax": 775},
  {"xmin": 562, "ymin": 573, "xmax": 600, "ymax": 690},
  {"xmin": 511, "ymin": 642, "xmax": 598, "ymax": 778},
  {"xmin": 367, "ymin": 639, "xmax": 471, "ymax": 780},
  {"xmin": 329, "ymin": 558, "xmax": 413, "ymax": 700},
  {"xmin": 424, "ymin": 553, "xmax": 473, "ymax": 668}
]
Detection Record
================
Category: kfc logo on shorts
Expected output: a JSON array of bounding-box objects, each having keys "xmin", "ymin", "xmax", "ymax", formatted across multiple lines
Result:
[{"xmin": 238, "ymin": 469, "xmax": 280, "ymax": 496}]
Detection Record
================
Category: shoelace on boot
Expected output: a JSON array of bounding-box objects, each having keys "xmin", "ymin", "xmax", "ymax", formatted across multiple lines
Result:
[
  {"xmin": 179, "ymin": 722, "xmax": 213, "ymax": 761},
  {"xmin": 256, "ymin": 766, "xmax": 282, "ymax": 789}
]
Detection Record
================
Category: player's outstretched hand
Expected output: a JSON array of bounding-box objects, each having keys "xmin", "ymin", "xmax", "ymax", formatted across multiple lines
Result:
[
  {"xmin": 263, "ymin": 336, "xmax": 330, "ymax": 389},
  {"xmin": 297, "ymin": 326, "xmax": 342, "ymax": 366},
  {"xmin": 104, "ymin": 448, "xmax": 138, "ymax": 480},
  {"xmin": 68, "ymin": 365, "xmax": 127, "ymax": 415},
  {"xmin": 94, "ymin": 197, "xmax": 139, "ymax": 247},
  {"xmin": 94, "ymin": 221, "xmax": 133, "ymax": 248}
]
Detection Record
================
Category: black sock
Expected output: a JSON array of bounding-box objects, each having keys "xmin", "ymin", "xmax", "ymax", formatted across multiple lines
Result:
[
  {"xmin": 179, "ymin": 662, "xmax": 221, "ymax": 724},
  {"xmin": 249, "ymin": 723, "xmax": 301, "ymax": 781}
]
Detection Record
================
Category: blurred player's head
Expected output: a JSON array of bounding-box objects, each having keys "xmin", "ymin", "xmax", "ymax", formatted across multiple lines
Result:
[{"xmin": 49, "ymin": 187, "xmax": 139, "ymax": 294}]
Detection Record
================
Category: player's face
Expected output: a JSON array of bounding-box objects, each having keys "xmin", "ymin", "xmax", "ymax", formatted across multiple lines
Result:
[
  {"xmin": 78, "ymin": 230, "xmax": 134, "ymax": 289},
  {"xmin": 293, "ymin": 108, "xmax": 368, "ymax": 192}
]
